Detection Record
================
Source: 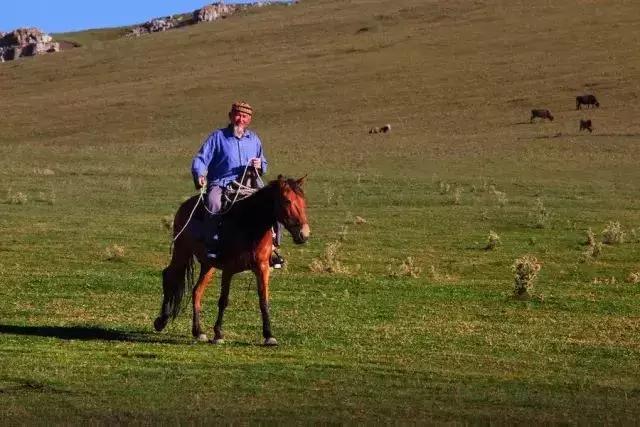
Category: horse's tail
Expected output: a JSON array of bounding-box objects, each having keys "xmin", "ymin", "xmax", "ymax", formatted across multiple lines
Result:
[
  {"xmin": 169, "ymin": 256, "xmax": 195, "ymax": 320},
  {"xmin": 154, "ymin": 195, "xmax": 200, "ymax": 332},
  {"xmin": 154, "ymin": 255, "xmax": 195, "ymax": 331}
]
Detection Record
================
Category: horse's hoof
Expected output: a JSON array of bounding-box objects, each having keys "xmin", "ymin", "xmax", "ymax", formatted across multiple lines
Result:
[
  {"xmin": 153, "ymin": 316, "xmax": 167, "ymax": 332},
  {"xmin": 197, "ymin": 333, "xmax": 208, "ymax": 342},
  {"xmin": 210, "ymin": 338, "xmax": 225, "ymax": 345},
  {"xmin": 263, "ymin": 337, "xmax": 278, "ymax": 346}
]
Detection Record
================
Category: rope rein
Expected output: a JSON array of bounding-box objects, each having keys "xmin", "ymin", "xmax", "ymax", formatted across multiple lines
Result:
[{"xmin": 170, "ymin": 161, "xmax": 263, "ymax": 250}]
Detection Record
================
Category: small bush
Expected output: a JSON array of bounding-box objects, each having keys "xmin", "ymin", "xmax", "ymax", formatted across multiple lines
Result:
[
  {"xmin": 6, "ymin": 189, "xmax": 28, "ymax": 205},
  {"xmin": 353, "ymin": 215, "xmax": 367, "ymax": 225},
  {"xmin": 438, "ymin": 181, "xmax": 451, "ymax": 195},
  {"xmin": 32, "ymin": 167, "xmax": 55, "ymax": 176},
  {"xmin": 580, "ymin": 228, "xmax": 602, "ymax": 262},
  {"xmin": 388, "ymin": 256, "xmax": 421, "ymax": 278},
  {"xmin": 116, "ymin": 177, "xmax": 133, "ymax": 191},
  {"xmin": 105, "ymin": 244, "xmax": 125, "ymax": 261},
  {"xmin": 625, "ymin": 272, "xmax": 640, "ymax": 285},
  {"xmin": 625, "ymin": 272, "xmax": 640, "ymax": 284},
  {"xmin": 531, "ymin": 198, "xmax": 550, "ymax": 228},
  {"xmin": 36, "ymin": 189, "xmax": 56, "ymax": 205},
  {"xmin": 485, "ymin": 230, "xmax": 501, "ymax": 250},
  {"xmin": 592, "ymin": 276, "xmax": 616, "ymax": 285},
  {"xmin": 602, "ymin": 221, "xmax": 625, "ymax": 245},
  {"xmin": 323, "ymin": 185, "xmax": 336, "ymax": 206},
  {"xmin": 493, "ymin": 190, "xmax": 508, "ymax": 207},
  {"xmin": 512, "ymin": 255, "xmax": 542, "ymax": 298},
  {"xmin": 161, "ymin": 215, "xmax": 173, "ymax": 231},
  {"xmin": 451, "ymin": 187, "xmax": 462, "ymax": 205},
  {"xmin": 581, "ymin": 241, "xmax": 602, "ymax": 262},
  {"xmin": 309, "ymin": 241, "xmax": 349, "ymax": 274}
]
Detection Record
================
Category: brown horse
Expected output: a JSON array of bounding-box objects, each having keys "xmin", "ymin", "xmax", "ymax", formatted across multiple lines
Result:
[{"xmin": 154, "ymin": 176, "xmax": 310, "ymax": 346}]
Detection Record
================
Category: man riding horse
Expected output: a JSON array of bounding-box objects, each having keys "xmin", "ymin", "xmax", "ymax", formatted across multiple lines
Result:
[{"xmin": 191, "ymin": 101, "xmax": 284, "ymax": 265}]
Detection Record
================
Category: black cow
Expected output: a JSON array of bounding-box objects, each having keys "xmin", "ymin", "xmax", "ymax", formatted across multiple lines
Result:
[
  {"xmin": 576, "ymin": 94, "xmax": 599, "ymax": 110},
  {"xmin": 530, "ymin": 109, "xmax": 554, "ymax": 123},
  {"xmin": 579, "ymin": 119, "xmax": 593, "ymax": 133}
]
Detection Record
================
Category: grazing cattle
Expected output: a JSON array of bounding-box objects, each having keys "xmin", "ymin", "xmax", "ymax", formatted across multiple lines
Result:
[
  {"xmin": 579, "ymin": 119, "xmax": 593, "ymax": 133},
  {"xmin": 530, "ymin": 109, "xmax": 554, "ymax": 123},
  {"xmin": 369, "ymin": 124, "xmax": 391, "ymax": 134},
  {"xmin": 576, "ymin": 94, "xmax": 600, "ymax": 110}
]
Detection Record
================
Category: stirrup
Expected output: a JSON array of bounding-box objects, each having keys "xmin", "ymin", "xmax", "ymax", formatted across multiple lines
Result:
[{"xmin": 270, "ymin": 248, "xmax": 285, "ymax": 269}]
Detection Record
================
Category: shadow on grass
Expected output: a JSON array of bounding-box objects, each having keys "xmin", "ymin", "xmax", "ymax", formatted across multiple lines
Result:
[
  {"xmin": 533, "ymin": 132, "xmax": 640, "ymax": 139},
  {"xmin": 0, "ymin": 324, "xmax": 183, "ymax": 344}
]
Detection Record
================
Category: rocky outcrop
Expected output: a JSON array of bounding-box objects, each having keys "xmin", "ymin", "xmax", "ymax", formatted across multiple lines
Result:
[
  {"xmin": 0, "ymin": 28, "xmax": 59, "ymax": 62},
  {"xmin": 193, "ymin": 3, "xmax": 235, "ymax": 23},
  {"xmin": 127, "ymin": 16, "xmax": 181, "ymax": 37}
]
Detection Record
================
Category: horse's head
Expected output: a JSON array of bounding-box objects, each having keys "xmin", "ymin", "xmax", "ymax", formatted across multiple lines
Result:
[{"xmin": 274, "ymin": 175, "xmax": 310, "ymax": 244}]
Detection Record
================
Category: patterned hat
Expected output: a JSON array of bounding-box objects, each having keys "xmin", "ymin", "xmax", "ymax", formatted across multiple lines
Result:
[{"xmin": 231, "ymin": 101, "xmax": 253, "ymax": 116}]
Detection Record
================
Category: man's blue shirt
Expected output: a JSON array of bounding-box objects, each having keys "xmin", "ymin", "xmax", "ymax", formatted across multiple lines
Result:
[{"xmin": 191, "ymin": 126, "xmax": 268, "ymax": 188}]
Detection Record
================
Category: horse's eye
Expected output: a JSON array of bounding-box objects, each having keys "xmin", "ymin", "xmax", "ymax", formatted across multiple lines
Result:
[{"xmin": 283, "ymin": 200, "xmax": 292, "ymax": 206}]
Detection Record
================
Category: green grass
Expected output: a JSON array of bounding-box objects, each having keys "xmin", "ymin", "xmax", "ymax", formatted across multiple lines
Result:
[{"xmin": 1, "ymin": 0, "xmax": 640, "ymax": 422}]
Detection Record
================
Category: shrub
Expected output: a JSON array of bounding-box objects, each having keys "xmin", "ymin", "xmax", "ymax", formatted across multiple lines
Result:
[
  {"xmin": 438, "ymin": 181, "xmax": 451, "ymax": 195},
  {"xmin": 105, "ymin": 244, "xmax": 125, "ymax": 261},
  {"xmin": 531, "ymin": 198, "xmax": 550, "ymax": 228},
  {"xmin": 161, "ymin": 215, "xmax": 174, "ymax": 231},
  {"xmin": 6, "ymin": 189, "xmax": 28, "ymax": 205},
  {"xmin": 451, "ymin": 187, "xmax": 462, "ymax": 205},
  {"xmin": 602, "ymin": 221, "xmax": 625, "ymax": 245},
  {"xmin": 388, "ymin": 256, "xmax": 421, "ymax": 278},
  {"xmin": 485, "ymin": 230, "xmax": 501, "ymax": 250},
  {"xmin": 585, "ymin": 228, "xmax": 596, "ymax": 246},
  {"xmin": 354, "ymin": 215, "xmax": 367, "ymax": 225},
  {"xmin": 592, "ymin": 276, "xmax": 616, "ymax": 285},
  {"xmin": 309, "ymin": 241, "xmax": 349, "ymax": 274},
  {"xmin": 512, "ymin": 255, "xmax": 542, "ymax": 298},
  {"xmin": 492, "ymin": 189, "xmax": 507, "ymax": 207},
  {"xmin": 625, "ymin": 272, "xmax": 640, "ymax": 284},
  {"xmin": 32, "ymin": 167, "xmax": 55, "ymax": 176},
  {"xmin": 580, "ymin": 228, "xmax": 602, "ymax": 262}
]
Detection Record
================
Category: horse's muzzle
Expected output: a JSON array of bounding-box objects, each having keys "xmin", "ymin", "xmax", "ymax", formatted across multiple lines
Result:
[{"xmin": 292, "ymin": 223, "xmax": 310, "ymax": 244}]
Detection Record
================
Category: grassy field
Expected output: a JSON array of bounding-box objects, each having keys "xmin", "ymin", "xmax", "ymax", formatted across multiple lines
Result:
[{"xmin": 1, "ymin": 0, "xmax": 640, "ymax": 422}]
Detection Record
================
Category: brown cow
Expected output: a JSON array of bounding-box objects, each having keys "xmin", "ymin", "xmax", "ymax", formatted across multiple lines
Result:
[
  {"xmin": 369, "ymin": 124, "xmax": 391, "ymax": 134},
  {"xmin": 579, "ymin": 119, "xmax": 593, "ymax": 133},
  {"xmin": 530, "ymin": 109, "xmax": 554, "ymax": 123},
  {"xmin": 576, "ymin": 94, "xmax": 599, "ymax": 110}
]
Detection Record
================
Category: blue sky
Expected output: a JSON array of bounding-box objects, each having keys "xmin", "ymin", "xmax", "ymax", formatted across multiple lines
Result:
[{"xmin": 1, "ymin": 1, "xmax": 260, "ymax": 34}]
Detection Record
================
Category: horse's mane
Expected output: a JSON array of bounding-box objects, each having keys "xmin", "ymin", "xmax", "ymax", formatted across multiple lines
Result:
[{"xmin": 227, "ymin": 177, "xmax": 303, "ymax": 213}]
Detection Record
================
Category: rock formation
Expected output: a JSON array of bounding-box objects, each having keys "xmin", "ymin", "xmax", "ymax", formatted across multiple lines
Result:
[
  {"xmin": 0, "ymin": 28, "xmax": 59, "ymax": 62},
  {"xmin": 127, "ymin": 16, "xmax": 181, "ymax": 37}
]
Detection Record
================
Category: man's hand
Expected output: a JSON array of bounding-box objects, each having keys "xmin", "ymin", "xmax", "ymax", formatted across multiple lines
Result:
[
  {"xmin": 198, "ymin": 176, "xmax": 207, "ymax": 188},
  {"xmin": 250, "ymin": 158, "xmax": 261, "ymax": 169}
]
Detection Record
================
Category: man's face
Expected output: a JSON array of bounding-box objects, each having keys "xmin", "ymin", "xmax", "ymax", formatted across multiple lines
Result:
[{"xmin": 230, "ymin": 111, "xmax": 252, "ymax": 130}]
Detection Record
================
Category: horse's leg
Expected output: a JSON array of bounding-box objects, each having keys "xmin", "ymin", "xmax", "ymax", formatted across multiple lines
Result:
[
  {"xmin": 254, "ymin": 263, "xmax": 277, "ymax": 346},
  {"xmin": 192, "ymin": 263, "xmax": 215, "ymax": 341},
  {"xmin": 212, "ymin": 269, "xmax": 233, "ymax": 344}
]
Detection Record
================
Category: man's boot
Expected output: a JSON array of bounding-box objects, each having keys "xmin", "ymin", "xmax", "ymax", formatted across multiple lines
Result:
[{"xmin": 270, "ymin": 246, "xmax": 285, "ymax": 269}]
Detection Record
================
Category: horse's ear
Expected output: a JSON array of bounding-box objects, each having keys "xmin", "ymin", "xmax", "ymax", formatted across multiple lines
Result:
[{"xmin": 296, "ymin": 174, "xmax": 308, "ymax": 186}]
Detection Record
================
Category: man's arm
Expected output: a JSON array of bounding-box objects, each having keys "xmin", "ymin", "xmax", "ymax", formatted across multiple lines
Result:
[
  {"xmin": 255, "ymin": 136, "xmax": 267, "ymax": 175},
  {"xmin": 191, "ymin": 133, "xmax": 215, "ymax": 188}
]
